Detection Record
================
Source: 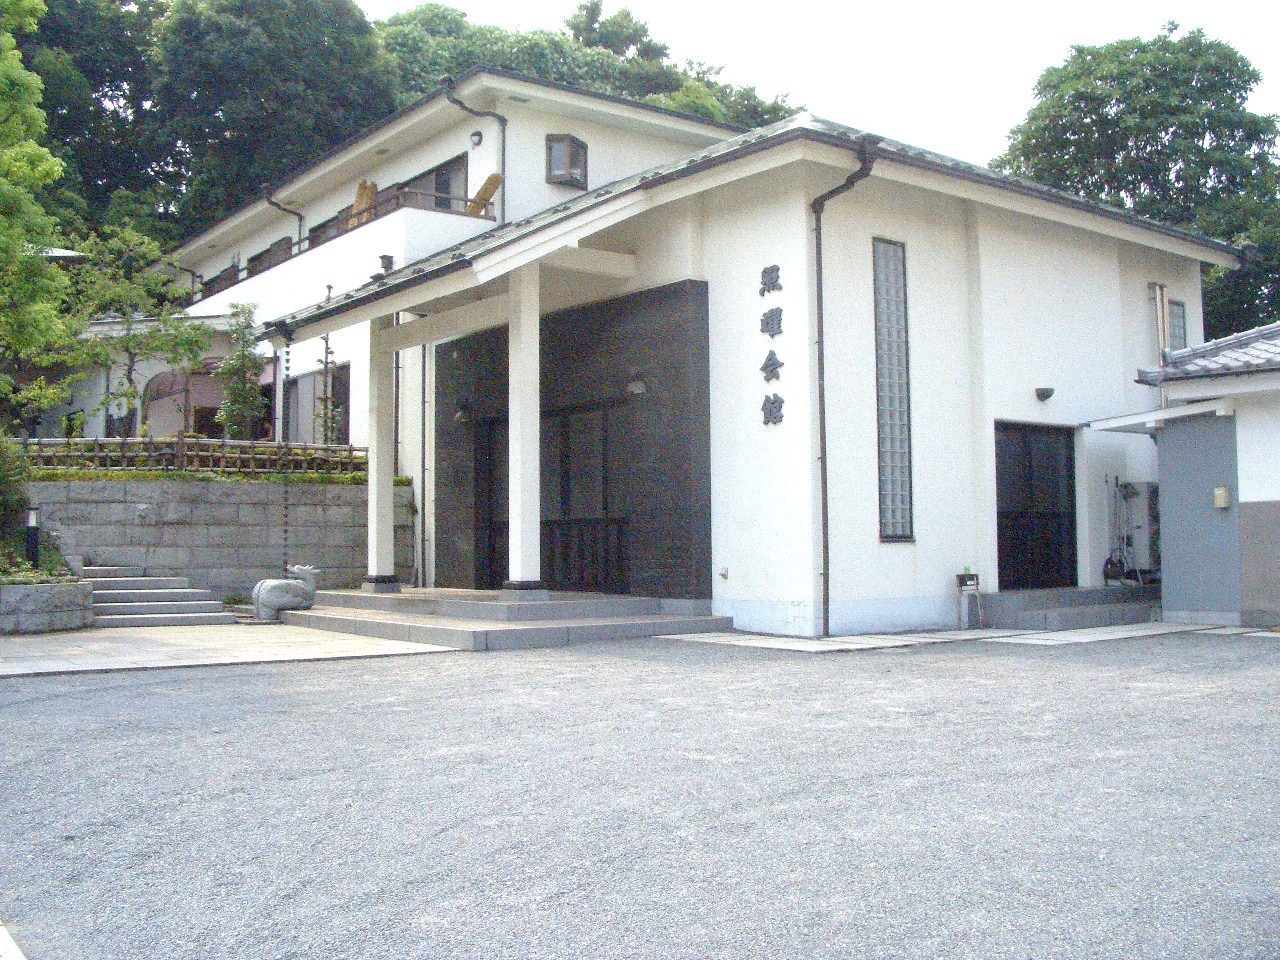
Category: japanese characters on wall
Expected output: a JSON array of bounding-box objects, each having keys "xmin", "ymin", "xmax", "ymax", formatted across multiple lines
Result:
[{"xmin": 759, "ymin": 265, "xmax": 784, "ymax": 425}]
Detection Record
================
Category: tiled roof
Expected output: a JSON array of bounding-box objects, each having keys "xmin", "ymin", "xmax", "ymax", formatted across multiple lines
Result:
[
  {"xmin": 266, "ymin": 112, "xmax": 1240, "ymax": 339},
  {"xmin": 1139, "ymin": 320, "xmax": 1280, "ymax": 384}
]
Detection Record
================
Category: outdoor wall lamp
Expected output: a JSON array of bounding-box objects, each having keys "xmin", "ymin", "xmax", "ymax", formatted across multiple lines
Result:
[
  {"xmin": 25, "ymin": 506, "xmax": 40, "ymax": 565},
  {"xmin": 454, "ymin": 400, "xmax": 472, "ymax": 424},
  {"xmin": 625, "ymin": 379, "xmax": 647, "ymax": 396},
  {"xmin": 470, "ymin": 130, "xmax": 484, "ymax": 147},
  {"xmin": 1035, "ymin": 387, "xmax": 1055, "ymax": 402}
]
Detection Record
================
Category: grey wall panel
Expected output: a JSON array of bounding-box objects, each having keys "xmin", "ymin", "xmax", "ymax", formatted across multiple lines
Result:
[{"xmin": 1157, "ymin": 414, "xmax": 1241, "ymax": 619}]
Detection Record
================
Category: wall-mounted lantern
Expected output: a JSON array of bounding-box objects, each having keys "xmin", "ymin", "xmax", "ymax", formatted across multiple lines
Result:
[{"xmin": 470, "ymin": 130, "xmax": 484, "ymax": 148}]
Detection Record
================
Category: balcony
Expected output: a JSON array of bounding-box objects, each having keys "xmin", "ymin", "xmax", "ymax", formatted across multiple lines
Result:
[{"xmin": 194, "ymin": 186, "xmax": 495, "ymax": 303}]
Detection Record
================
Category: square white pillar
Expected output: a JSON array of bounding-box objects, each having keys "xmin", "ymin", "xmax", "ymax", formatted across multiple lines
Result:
[
  {"xmin": 365, "ymin": 314, "xmax": 399, "ymax": 592},
  {"xmin": 506, "ymin": 264, "xmax": 542, "ymax": 589}
]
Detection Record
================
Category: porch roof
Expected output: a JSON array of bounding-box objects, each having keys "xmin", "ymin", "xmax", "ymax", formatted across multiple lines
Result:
[
  {"xmin": 1138, "ymin": 319, "xmax": 1280, "ymax": 385},
  {"xmin": 262, "ymin": 113, "xmax": 1241, "ymax": 346}
]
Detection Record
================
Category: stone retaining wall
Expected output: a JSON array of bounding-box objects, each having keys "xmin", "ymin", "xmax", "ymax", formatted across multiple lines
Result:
[
  {"xmin": 30, "ymin": 480, "xmax": 415, "ymax": 601},
  {"xmin": 0, "ymin": 581, "xmax": 94, "ymax": 634}
]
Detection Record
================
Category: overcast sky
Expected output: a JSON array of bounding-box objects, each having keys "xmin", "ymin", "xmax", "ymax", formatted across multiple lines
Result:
[{"xmin": 354, "ymin": 0, "xmax": 1280, "ymax": 167}]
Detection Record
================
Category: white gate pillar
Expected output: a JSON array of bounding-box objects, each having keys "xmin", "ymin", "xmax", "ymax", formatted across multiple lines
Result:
[
  {"xmin": 505, "ymin": 264, "xmax": 543, "ymax": 590},
  {"xmin": 364, "ymin": 313, "xmax": 400, "ymax": 592}
]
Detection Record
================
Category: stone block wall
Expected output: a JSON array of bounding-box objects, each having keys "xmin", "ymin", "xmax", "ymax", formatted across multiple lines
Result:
[
  {"xmin": 30, "ymin": 480, "xmax": 415, "ymax": 600},
  {"xmin": 0, "ymin": 581, "xmax": 94, "ymax": 634}
]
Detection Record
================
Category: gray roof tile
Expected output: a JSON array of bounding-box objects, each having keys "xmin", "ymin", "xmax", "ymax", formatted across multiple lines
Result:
[{"xmin": 1139, "ymin": 320, "xmax": 1280, "ymax": 384}]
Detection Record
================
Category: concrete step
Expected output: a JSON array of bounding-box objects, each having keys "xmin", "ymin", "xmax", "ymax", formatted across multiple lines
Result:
[
  {"xmin": 81, "ymin": 566, "xmax": 145, "ymax": 579},
  {"xmin": 283, "ymin": 605, "xmax": 734, "ymax": 652},
  {"xmin": 92, "ymin": 601, "xmax": 227, "ymax": 616},
  {"xmin": 312, "ymin": 589, "xmax": 666, "ymax": 622},
  {"xmin": 87, "ymin": 576, "xmax": 191, "ymax": 591},
  {"xmin": 1013, "ymin": 602, "xmax": 1156, "ymax": 632},
  {"xmin": 91, "ymin": 588, "xmax": 216, "ymax": 604},
  {"xmin": 93, "ymin": 611, "xmax": 237, "ymax": 628}
]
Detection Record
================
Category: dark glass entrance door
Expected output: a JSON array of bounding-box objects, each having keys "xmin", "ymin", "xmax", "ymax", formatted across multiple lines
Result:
[
  {"xmin": 995, "ymin": 422, "xmax": 1077, "ymax": 590},
  {"xmin": 475, "ymin": 400, "xmax": 630, "ymax": 593}
]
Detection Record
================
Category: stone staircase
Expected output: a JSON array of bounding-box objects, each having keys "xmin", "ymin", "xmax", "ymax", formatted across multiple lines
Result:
[
  {"xmin": 84, "ymin": 566, "xmax": 236, "ymax": 628},
  {"xmin": 283, "ymin": 588, "xmax": 732, "ymax": 652},
  {"xmin": 975, "ymin": 585, "xmax": 1161, "ymax": 632}
]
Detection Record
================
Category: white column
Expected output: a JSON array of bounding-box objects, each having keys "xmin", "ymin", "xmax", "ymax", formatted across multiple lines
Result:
[
  {"xmin": 506, "ymin": 264, "xmax": 542, "ymax": 588},
  {"xmin": 365, "ymin": 314, "xmax": 399, "ymax": 592}
]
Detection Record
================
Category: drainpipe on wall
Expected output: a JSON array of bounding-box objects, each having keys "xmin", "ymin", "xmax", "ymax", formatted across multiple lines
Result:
[
  {"xmin": 264, "ymin": 194, "xmax": 306, "ymax": 243},
  {"xmin": 811, "ymin": 134, "xmax": 881, "ymax": 637},
  {"xmin": 442, "ymin": 77, "xmax": 508, "ymax": 225}
]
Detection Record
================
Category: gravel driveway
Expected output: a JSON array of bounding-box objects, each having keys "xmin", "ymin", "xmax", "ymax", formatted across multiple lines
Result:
[{"xmin": 2, "ymin": 630, "xmax": 1278, "ymax": 959}]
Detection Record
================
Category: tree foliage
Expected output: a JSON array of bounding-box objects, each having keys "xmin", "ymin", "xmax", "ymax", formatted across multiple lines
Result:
[
  {"xmin": 377, "ymin": 3, "xmax": 795, "ymax": 128},
  {"xmin": 213, "ymin": 304, "xmax": 268, "ymax": 440},
  {"xmin": 152, "ymin": 0, "xmax": 396, "ymax": 234},
  {"xmin": 0, "ymin": 0, "xmax": 83, "ymax": 432},
  {"xmin": 994, "ymin": 25, "xmax": 1280, "ymax": 338},
  {"xmin": 17, "ymin": 0, "xmax": 169, "ymax": 233}
]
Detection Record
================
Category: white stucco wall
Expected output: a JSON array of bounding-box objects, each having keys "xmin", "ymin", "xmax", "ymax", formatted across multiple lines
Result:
[
  {"xmin": 698, "ymin": 171, "xmax": 821, "ymax": 636},
  {"xmin": 1235, "ymin": 393, "xmax": 1280, "ymax": 503},
  {"xmin": 811, "ymin": 168, "xmax": 1198, "ymax": 631}
]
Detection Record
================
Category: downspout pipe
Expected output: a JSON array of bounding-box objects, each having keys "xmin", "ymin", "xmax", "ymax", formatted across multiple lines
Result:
[
  {"xmin": 264, "ymin": 194, "xmax": 306, "ymax": 243},
  {"xmin": 811, "ymin": 134, "xmax": 881, "ymax": 637},
  {"xmin": 442, "ymin": 76, "xmax": 508, "ymax": 225}
]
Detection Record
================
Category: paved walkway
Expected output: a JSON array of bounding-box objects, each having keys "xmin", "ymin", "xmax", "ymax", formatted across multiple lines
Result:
[
  {"xmin": 663, "ymin": 620, "xmax": 1278, "ymax": 652},
  {"xmin": 0, "ymin": 623, "xmax": 455, "ymax": 677}
]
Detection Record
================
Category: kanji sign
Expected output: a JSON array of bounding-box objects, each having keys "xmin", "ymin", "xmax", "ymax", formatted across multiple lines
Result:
[
  {"xmin": 759, "ymin": 265, "xmax": 782, "ymax": 296},
  {"xmin": 760, "ymin": 350, "xmax": 783, "ymax": 381},
  {"xmin": 762, "ymin": 393, "xmax": 784, "ymax": 425},
  {"xmin": 760, "ymin": 307, "xmax": 782, "ymax": 337}
]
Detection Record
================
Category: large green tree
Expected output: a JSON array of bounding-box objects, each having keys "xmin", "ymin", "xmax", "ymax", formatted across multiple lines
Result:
[
  {"xmin": 153, "ymin": 0, "xmax": 396, "ymax": 234},
  {"xmin": 994, "ymin": 25, "xmax": 1280, "ymax": 339},
  {"xmin": 0, "ymin": 0, "xmax": 85, "ymax": 432},
  {"xmin": 377, "ymin": 3, "xmax": 795, "ymax": 128},
  {"xmin": 17, "ymin": 0, "xmax": 170, "ymax": 234}
]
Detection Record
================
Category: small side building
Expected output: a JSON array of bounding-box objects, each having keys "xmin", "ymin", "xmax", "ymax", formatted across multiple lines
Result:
[{"xmin": 1094, "ymin": 321, "xmax": 1280, "ymax": 627}]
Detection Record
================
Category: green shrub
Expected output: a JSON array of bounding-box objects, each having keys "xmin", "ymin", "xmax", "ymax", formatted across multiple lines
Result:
[{"xmin": 0, "ymin": 436, "xmax": 31, "ymax": 530}]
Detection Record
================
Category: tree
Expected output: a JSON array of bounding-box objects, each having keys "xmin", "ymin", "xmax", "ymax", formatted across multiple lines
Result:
[
  {"xmin": 566, "ymin": 1, "xmax": 667, "ymax": 61},
  {"xmin": 153, "ymin": 0, "xmax": 397, "ymax": 234},
  {"xmin": 994, "ymin": 25, "xmax": 1280, "ymax": 338},
  {"xmin": 213, "ymin": 304, "xmax": 268, "ymax": 440},
  {"xmin": 0, "ymin": 0, "xmax": 86, "ymax": 433},
  {"xmin": 17, "ymin": 0, "xmax": 171, "ymax": 233},
  {"xmin": 377, "ymin": 3, "xmax": 796, "ymax": 128},
  {"xmin": 66, "ymin": 224, "xmax": 212, "ymax": 435}
]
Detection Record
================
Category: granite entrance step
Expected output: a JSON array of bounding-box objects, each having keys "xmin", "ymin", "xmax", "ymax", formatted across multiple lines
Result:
[
  {"xmin": 83, "ymin": 565, "xmax": 235, "ymax": 628},
  {"xmin": 284, "ymin": 588, "xmax": 732, "ymax": 651},
  {"xmin": 976, "ymin": 585, "xmax": 1160, "ymax": 631}
]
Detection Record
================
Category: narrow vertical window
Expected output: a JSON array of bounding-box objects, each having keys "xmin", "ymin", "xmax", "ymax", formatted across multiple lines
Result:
[
  {"xmin": 1168, "ymin": 299, "xmax": 1187, "ymax": 351},
  {"xmin": 873, "ymin": 238, "xmax": 913, "ymax": 541}
]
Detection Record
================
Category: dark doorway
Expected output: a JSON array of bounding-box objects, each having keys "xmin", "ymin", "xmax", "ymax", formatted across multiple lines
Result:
[
  {"xmin": 474, "ymin": 399, "xmax": 630, "ymax": 593},
  {"xmin": 995, "ymin": 422, "xmax": 1077, "ymax": 590}
]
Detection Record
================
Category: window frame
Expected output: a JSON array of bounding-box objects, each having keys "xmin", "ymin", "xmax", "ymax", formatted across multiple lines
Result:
[
  {"xmin": 872, "ymin": 237, "xmax": 914, "ymax": 543},
  {"xmin": 1167, "ymin": 298, "xmax": 1188, "ymax": 352},
  {"xmin": 545, "ymin": 134, "xmax": 588, "ymax": 190}
]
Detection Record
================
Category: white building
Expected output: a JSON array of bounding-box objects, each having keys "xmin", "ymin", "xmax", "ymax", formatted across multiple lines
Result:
[{"xmin": 175, "ymin": 68, "xmax": 1239, "ymax": 637}]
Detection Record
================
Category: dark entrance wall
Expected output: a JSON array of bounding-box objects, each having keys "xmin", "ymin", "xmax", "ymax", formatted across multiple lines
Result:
[{"xmin": 434, "ymin": 279, "xmax": 712, "ymax": 598}]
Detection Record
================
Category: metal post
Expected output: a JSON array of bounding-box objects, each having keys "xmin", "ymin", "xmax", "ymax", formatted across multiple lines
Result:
[{"xmin": 25, "ymin": 506, "xmax": 40, "ymax": 566}]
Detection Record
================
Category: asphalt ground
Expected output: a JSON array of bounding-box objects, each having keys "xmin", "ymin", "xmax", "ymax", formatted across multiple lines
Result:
[{"xmin": 2, "ymin": 629, "xmax": 1278, "ymax": 959}]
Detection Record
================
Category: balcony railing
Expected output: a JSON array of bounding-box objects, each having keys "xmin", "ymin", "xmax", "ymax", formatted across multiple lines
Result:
[{"xmin": 193, "ymin": 186, "xmax": 495, "ymax": 302}]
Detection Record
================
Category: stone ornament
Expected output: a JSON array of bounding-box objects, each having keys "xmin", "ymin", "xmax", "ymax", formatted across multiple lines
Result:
[{"xmin": 253, "ymin": 564, "xmax": 318, "ymax": 621}]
